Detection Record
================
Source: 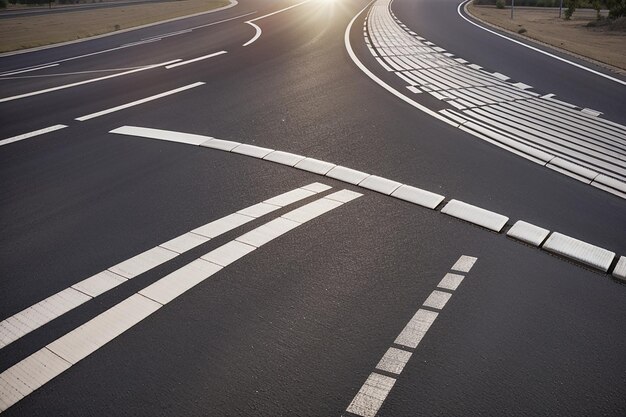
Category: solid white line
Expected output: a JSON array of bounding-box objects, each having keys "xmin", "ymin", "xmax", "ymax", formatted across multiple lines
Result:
[
  {"xmin": 165, "ymin": 51, "xmax": 227, "ymax": 69},
  {"xmin": 0, "ymin": 60, "xmax": 181, "ymax": 103},
  {"xmin": 248, "ymin": 0, "xmax": 310, "ymax": 22},
  {"xmin": 0, "ymin": 124, "xmax": 68, "ymax": 147},
  {"xmin": 141, "ymin": 29, "xmax": 192, "ymax": 42},
  {"xmin": 75, "ymin": 82, "xmax": 204, "ymax": 121},
  {"xmin": 243, "ymin": 22, "xmax": 262, "ymax": 46},
  {"xmin": 0, "ymin": 0, "xmax": 240, "ymax": 58},
  {"xmin": 0, "ymin": 183, "xmax": 328, "ymax": 350},
  {"xmin": 0, "ymin": 190, "xmax": 359, "ymax": 413},
  {"xmin": 0, "ymin": 64, "xmax": 59, "ymax": 77},
  {"xmin": 458, "ymin": 0, "xmax": 626, "ymax": 86},
  {"xmin": 242, "ymin": 0, "xmax": 311, "ymax": 46}
]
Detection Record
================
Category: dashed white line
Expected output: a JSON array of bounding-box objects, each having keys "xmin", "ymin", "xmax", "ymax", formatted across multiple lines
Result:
[
  {"xmin": 165, "ymin": 51, "xmax": 227, "ymax": 69},
  {"xmin": 344, "ymin": 255, "xmax": 476, "ymax": 417},
  {"xmin": 75, "ymin": 82, "xmax": 204, "ymax": 121},
  {"xmin": 506, "ymin": 220, "xmax": 550, "ymax": 247},
  {"xmin": 0, "ymin": 124, "xmax": 68, "ymax": 147},
  {"xmin": 542, "ymin": 232, "xmax": 615, "ymax": 272},
  {"xmin": 109, "ymin": 125, "xmax": 625, "ymax": 276}
]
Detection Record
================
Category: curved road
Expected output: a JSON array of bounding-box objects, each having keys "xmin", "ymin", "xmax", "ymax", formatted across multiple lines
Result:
[{"xmin": 0, "ymin": 0, "xmax": 625, "ymax": 415}]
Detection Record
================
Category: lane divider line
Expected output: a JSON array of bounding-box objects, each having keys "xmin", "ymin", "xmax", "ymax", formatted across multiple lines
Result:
[
  {"xmin": 0, "ymin": 125, "xmax": 67, "ymax": 148},
  {"xmin": 108, "ymin": 125, "xmax": 625, "ymax": 278},
  {"xmin": 165, "ymin": 51, "xmax": 227, "ymax": 69},
  {"xmin": 0, "ymin": 64, "xmax": 59, "ymax": 77},
  {"xmin": 0, "ymin": 189, "xmax": 361, "ymax": 413},
  {"xmin": 0, "ymin": 183, "xmax": 331, "ymax": 350},
  {"xmin": 75, "ymin": 82, "xmax": 205, "ymax": 121},
  {"xmin": 344, "ymin": 255, "xmax": 477, "ymax": 417},
  {"xmin": 0, "ymin": 59, "xmax": 181, "ymax": 103},
  {"xmin": 242, "ymin": 0, "xmax": 311, "ymax": 46},
  {"xmin": 458, "ymin": 0, "xmax": 626, "ymax": 86}
]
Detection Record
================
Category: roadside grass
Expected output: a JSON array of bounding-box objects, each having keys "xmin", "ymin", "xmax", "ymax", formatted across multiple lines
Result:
[
  {"xmin": 467, "ymin": 3, "xmax": 626, "ymax": 71},
  {"xmin": 0, "ymin": 0, "xmax": 230, "ymax": 53}
]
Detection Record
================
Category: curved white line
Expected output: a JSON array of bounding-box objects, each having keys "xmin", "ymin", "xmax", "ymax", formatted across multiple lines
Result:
[
  {"xmin": 243, "ymin": 22, "xmax": 262, "ymax": 46},
  {"xmin": 344, "ymin": 1, "xmax": 456, "ymax": 127},
  {"xmin": 457, "ymin": 0, "xmax": 626, "ymax": 86}
]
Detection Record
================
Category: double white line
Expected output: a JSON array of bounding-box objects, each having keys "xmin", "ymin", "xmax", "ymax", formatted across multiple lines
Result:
[{"xmin": 0, "ymin": 183, "xmax": 362, "ymax": 412}]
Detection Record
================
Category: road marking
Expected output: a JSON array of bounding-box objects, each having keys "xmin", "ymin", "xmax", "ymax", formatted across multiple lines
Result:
[
  {"xmin": 361, "ymin": 0, "xmax": 626, "ymax": 198},
  {"xmin": 0, "ymin": 125, "xmax": 67, "ymax": 147},
  {"xmin": 0, "ymin": 0, "xmax": 242, "ymax": 58},
  {"xmin": 613, "ymin": 257, "xmax": 626, "ymax": 281},
  {"xmin": 506, "ymin": 220, "xmax": 550, "ymax": 247},
  {"xmin": 458, "ymin": 0, "xmax": 626, "ymax": 86},
  {"xmin": 345, "ymin": 255, "xmax": 476, "ymax": 417},
  {"xmin": 0, "ymin": 64, "xmax": 59, "ymax": 77},
  {"xmin": 165, "ymin": 51, "xmax": 227, "ymax": 69},
  {"xmin": 294, "ymin": 157, "xmax": 336, "ymax": 175},
  {"xmin": 0, "ymin": 189, "xmax": 360, "ymax": 413},
  {"xmin": 441, "ymin": 200, "xmax": 509, "ymax": 232},
  {"xmin": 0, "ymin": 60, "xmax": 181, "ymax": 103},
  {"xmin": 109, "ymin": 125, "xmax": 624, "ymax": 277},
  {"xmin": 243, "ymin": 0, "xmax": 311, "ymax": 46},
  {"xmin": 75, "ymin": 82, "xmax": 204, "ymax": 121},
  {"xmin": 0, "ymin": 183, "xmax": 329, "ymax": 350},
  {"xmin": 450, "ymin": 255, "xmax": 478, "ymax": 273},
  {"xmin": 542, "ymin": 232, "xmax": 615, "ymax": 272}
]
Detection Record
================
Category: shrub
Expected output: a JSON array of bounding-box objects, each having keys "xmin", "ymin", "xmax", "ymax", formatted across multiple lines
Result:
[
  {"xmin": 564, "ymin": 0, "xmax": 578, "ymax": 19},
  {"xmin": 607, "ymin": 0, "xmax": 626, "ymax": 18},
  {"xmin": 518, "ymin": 27, "xmax": 527, "ymax": 33},
  {"xmin": 0, "ymin": 0, "xmax": 6, "ymax": 8},
  {"xmin": 496, "ymin": 0, "xmax": 505, "ymax": 8}
]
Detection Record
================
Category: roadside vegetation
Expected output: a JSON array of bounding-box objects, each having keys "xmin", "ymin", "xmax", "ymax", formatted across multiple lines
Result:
[
  {"xmin": 0, "ymin": 0, "xmax": 229, "ymax": 53},
  {"xmin": 468, "ymin": 0, "xmax": 626, "ymax": 71}
]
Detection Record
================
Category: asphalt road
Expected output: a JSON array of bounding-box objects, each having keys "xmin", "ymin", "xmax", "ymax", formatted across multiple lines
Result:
[{"xmin": 1, "ymin": 0, "xmax": 625, "ymax": 415}]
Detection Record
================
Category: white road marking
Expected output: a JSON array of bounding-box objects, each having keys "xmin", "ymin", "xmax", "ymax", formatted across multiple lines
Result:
[
  {"xmin": 236, "ymin": 217, "xmax": 300, "ymax": 248},
  {"xmin": 243, "ymin": 0, "xmax": 311, "ymax": 46},
  {"xmin": 375, "ymin": 347, "xmax": 412, "ymax": 375},
  {"xmin": 165, "ymin": 51, "xmax": 227, "ymax": 69},
  {"xmin": 437, "ymin": 273, "xmax": 464, "ymax": 291},
  {"xmin": 394, "ymin": 308, "xmax": 438, "ymax": 348},
  {"xmin": 506, "ymin": 220, "xmax": 550, "ymax": 247},
  {"xmin": 294, "ymin": 157, "xmax": 336, "ymax": 175},
  {"xmin": 613, "ymin": 257, "xmax": 626, "ymax": 281},
  {"xmin": 458, "ymin": 0, "xmax": 626, "ymax": 86},
  {"xmin": 0, "ymin": 183, "xmax": 327, "ymax": 350},
  {"xmin": 363, "ymin": 0, "xmax": 626, "ymax": 197},
  {"xmin": 0, "ymin": 0, "xmax": 242, "ymax": 59},
  {"xmin": 542, "ymin": 232, "xmax": 615, "ymax": 272},
  {"xmin": 326, "ymin": 165, "xmax": 370, "ymax": 185},
  {"xmin": 0, "ymin": 64, "xmax": 59, "ymax": 77},
  {"xmin": 345, "ymin": 255, "xmax": 476, "ymax": 417},
  {"xmin": 422, "ymin": 290, "xmax": 452, "ymax": 310},
  {"xmin": 111, "ymin": 125, "xmax": 214, "ymax": 145},
  {"xmin": 359, "ymin": 175, "xmax": 402, "ymax": 195},
  {"xmin": 450, "ymin": 255, "xmax": 478, "ymax": 273},
  {"xmin": 346, "ymin": 372, "xmax": 396, "ymax": 417},
  {"xmin": 108, "ymin": 246, "xmax": 178, "ymax": 279},
  {"xmin": 200, "ymin": 240, "xmax": 256, "ymax": 267},
  {"xmin": 442, "ymin": 200, "xmax": 509, "ymax": 232},
  {"xmin": 390, "ymin": 184, "xmax": 444, "ymax": 209},
  {"xmin": 200, "ymin": 137, "xmax": 241, "ymax": 151},
  {"xmin": 0, "ymin": 190, "xmax": 360, "ymax": 413},
  {"xmin": 232, "ymin": 144, "xmax": 274, "ymax": 158},
  {"xmin": 110, "ymin": 125, "xmax": 625, "ymax": 277},
  {"xmin": 0, "ymin": 124, "xmax": 67, "ymax": 147},
  {"xmin": 263, "ymin": 150, "xmax": 307, "ymax": 166},
  {"xmin": 75, "ymin": 82, "xmax": 204, "ymax": 121},
  {"xmin": 0, "ymin": 60, "xmax": 181, "ymax": 103},
  {"xmin": 282, "ymin": 197, "xmax": 343, "ymax": 223}
]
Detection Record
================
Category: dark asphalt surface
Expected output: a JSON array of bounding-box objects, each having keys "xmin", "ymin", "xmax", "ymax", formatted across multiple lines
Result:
[{"xmin": 1, "ymin": 0, "xmax": 625, "ymax": 415}]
